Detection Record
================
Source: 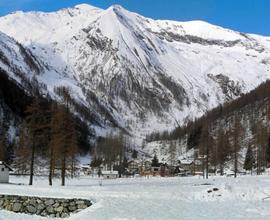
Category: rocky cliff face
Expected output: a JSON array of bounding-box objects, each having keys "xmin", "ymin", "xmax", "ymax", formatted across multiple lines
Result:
[{"xmin": 0, "ymin": 4, "xmax": 270, "ymax": 139}]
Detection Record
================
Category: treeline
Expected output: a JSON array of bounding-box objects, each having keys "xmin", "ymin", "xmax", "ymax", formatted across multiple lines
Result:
[
  {"xmin": 147, "ymin": 80, "xmax": 270, "ymax": 142},
  {"xmin": 0, "ymin": 70, "xmax": 92, "ymax": 185},
  {"xmin": 146, "ymin": 80, "xmax": 270, "ymax": 177},
  {"xmin": 0, "ymin": 69, "xmax": 137, "ymax": 183},
  {"xmin": 91, "ymin": 133, "xmax": 137, "ymax": 177}
]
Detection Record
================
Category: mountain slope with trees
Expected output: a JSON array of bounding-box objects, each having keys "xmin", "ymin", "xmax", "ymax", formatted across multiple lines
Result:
[
  {"xmin": 146, "ymin": 80, "xmax": 270, "ymax": 176},
  {"xmin": 0, "ymin": 4, "xmax": 270, "ymax": 138}
]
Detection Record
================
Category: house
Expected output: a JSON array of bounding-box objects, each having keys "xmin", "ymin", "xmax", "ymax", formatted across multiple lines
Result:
[
  {"xmin": 143, "ymin": 161, "xmax": 152, "ymax": 171},
  {"xmin": 176, "ymin": 167, "xmax": 190, "ymax": 177},
  {"xmin": 159, "ymin": 164, "xmax": 170, "ymax": 177},
  {"xmin": 102, "ymin": 170, "xmax": 118, "ymax": 179},
  {"xmin": 80, "ymin": 164, "xmax": 91, "ymax": 175},
  {"xmin": 151, "ymin": 166, "xmax": 160, "ymax": 176},
  {"xmin": 139, "ymin": 160, "xmax": 152, "ymax": 175},
  {"xmin": 128, "ymin": 160, "xmax": 140, "ymax": 173},
  {"xmin": 0, "ymin": 161, "xmax": 13, "ymax": 183},
  {"xmin": 179, "ymin": 159, "xmax": 194, "ymax": 170}
]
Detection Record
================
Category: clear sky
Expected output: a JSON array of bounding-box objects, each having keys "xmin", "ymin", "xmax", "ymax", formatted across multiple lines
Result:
[{"xmin": 0, "ymin": 0, "xmax": 269, "ymax": 36}]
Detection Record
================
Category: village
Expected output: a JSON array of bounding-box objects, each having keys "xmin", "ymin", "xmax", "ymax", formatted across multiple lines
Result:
[
  {"xmin": 0, "ymin": 156, "xmax": 204, "ymax": 183},
  {"xmin": 79, "ymin": 152, "xmax": 245, "ymax": 180},
  {"xmin": 1, "ymin": 150, "xmax": 248, "ymax": 184}
]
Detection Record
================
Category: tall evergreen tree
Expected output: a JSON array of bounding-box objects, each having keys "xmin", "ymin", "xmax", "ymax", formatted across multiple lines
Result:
[
  {"xmin": 151, "ymin": 154, "xmax": 159, "ymax": 167},
  {"xmin": 244, "ymin": 145, "xmax": 254, "ymax": 172},
  {"xmin": 132, "ymin": 149, "xmax": 138, "ymax": 159}
]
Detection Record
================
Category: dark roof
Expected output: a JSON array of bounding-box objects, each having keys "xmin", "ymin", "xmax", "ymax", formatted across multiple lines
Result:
[{"xmin": 0, "ymin": 161, "xmax": 13, "ymax": 171}]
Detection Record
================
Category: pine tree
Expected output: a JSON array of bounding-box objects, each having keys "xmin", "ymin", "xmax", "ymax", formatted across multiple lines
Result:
[
  {"xmin": 151, "ymin": 154, "xmax": 159, "ymax": 167},
  {"xmin": 132, "ymin": 149, "xmax": 138, "ymax": 159},
  {"xmin": 244, "ymin": 145, "xmax": 254, "ymax": 172},
  {"xmin": 123, "ymin": 157, "xmax": 128, "ymax": 170}
]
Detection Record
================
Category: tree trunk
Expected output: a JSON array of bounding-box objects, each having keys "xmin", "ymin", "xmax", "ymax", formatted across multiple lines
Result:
[
  {"xmin": 234, "ymin": 149, "xmax": 237, "ymax": 178},
  {"xmin": 61, "ymin": 154, "xmax": 66, "ymax": 186},
  {"xmin": 29, "ymin": 138, "xmax": 35, "ymax": 185},
  {"xmin": 206, "ymin": 146, "xmax": 209, "ymax": 179},
  {"xmin": 71, "ymin": 156, "xmax": 75, "ymax": 179},
  {"xmin": 49, "ymin": 148, "xmax": 54, "ymax": 186}
]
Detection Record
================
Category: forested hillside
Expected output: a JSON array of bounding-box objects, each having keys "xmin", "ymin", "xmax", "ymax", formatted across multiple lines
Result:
[
  {"xmin": 0, "ymin": 68, "xmax": 93, "ymax": 184},
  {"xmin": 146, "ymin": 80, "xmax": 270, "ymax": 175}
]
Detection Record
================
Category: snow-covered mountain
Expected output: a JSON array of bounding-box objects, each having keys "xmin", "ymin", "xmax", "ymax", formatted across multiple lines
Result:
[{"xmin": 0, "ymin": 4, "xmax": 270, "ymax": 139}]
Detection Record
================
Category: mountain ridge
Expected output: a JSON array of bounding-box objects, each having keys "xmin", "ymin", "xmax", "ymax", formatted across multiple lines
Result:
[{"xmin": 0, "ymin": 4, "xmax": 270, "ymax": 140}]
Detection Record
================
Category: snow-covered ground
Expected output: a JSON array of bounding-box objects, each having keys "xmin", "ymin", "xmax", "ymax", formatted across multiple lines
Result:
[{"xmin": 1, "ymin": 175, "xmax": 270, "ymax": 219}]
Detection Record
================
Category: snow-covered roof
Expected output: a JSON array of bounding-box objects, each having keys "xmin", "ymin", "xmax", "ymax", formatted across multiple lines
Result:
[
  {"xmin": 128, "ymin": 160, "xmax": 140, "ymax": 164},
  {"xmin": 102, "ymin": 170, "xmax": 118, "ymax": 175},
  {"xmin": 80, "ymin": 164, "xmax": 90, "ymax": 169},
  {"xmin": 0, "ymin": 161, "xmax": 13, "ymax": 171},
  {"xmin": 179, "ymin": 159, "xmax": 193, "ymax": 165},
  {"xmin": 224, "ymin": 170, "xmax": 235, "ymax": 175}
]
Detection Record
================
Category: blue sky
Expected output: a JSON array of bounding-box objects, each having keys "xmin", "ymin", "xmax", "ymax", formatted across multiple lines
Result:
[{"xmin": 0, "ymin": 0, "xmax": 269, "ymax": 36}]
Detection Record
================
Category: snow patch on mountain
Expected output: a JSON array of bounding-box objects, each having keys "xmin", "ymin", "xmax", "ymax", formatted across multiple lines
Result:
[{"xmin": 0, "ymin": 4, "xmax": 270, "ymax": 140}]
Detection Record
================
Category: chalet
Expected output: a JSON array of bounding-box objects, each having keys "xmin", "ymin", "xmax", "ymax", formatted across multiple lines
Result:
[
  {"xmin": 143, "ymin": 161, "xmax": 152, "ymax": 171},
  {"xmin": 176, "ymin": 167, "xmax": 189, "ymax": 177},
  {"xmin": 80, "ymin": 164, "xmax": 91, "ymax": 175},
  {"xmin": 138, "ymin": 160, "xmax": 152, "ymax": 176},
  {"xmin": 0, "ymin": 161, "xmax": 13, "ymax": 183},
  {"xmin": 159, "ymin": 164, "xmax": 170, "ymax": 177},
  {"xmin": 102, "ymin": 170, "xmax": 118, "ymax": 179},
  {"xmin": 140, "ymin": 160, "xmax": 152, "ymax": 172},
  {"xmin": 151, "ymin": 166, "xmax": 160, "ymax": 176},
  {"xmin": 179, "ymin": 159, "xmax": 194, "ymax": 170},
  {"xmin": 128, "ymin": 160, "xmax": 140, "ymax": 173}
]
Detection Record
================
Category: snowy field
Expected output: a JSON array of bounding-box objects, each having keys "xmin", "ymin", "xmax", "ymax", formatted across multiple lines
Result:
[{"xmin": 1, "ymin": 175, "xmax": 270, "ymax": 220}]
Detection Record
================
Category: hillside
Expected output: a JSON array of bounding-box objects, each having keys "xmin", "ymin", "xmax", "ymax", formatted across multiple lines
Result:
[
  {"xmin": 145, "ymin": 80, "xmax": 270, "ymax": 174},
  {"xmin": 0, "ymin": 4, "xmax": 270, "ymax": 140}
]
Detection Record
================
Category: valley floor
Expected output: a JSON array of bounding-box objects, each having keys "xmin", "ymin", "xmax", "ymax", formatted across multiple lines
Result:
[{"xmin": 1, "ymin": 175, "xmax": 270, "ymax": 220}]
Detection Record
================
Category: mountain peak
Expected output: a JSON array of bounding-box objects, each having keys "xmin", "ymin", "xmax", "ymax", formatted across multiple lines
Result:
[
  {"xmin": 110, "ymin": 4, "xmax": 124, "ymax": 10},
  {"xmin": 106, "ymin": 4, "xmax": 131, "ymax": 18},
  {"xmin": 0, "ymin": 4, "xmax": 270, "ymax": 138},
  {"xmin": 73, "ymin": 3, "xmax": 101, "ymax": 11}
]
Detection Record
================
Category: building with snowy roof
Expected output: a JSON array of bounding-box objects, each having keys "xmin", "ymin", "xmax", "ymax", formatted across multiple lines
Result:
[
  {"xmin": 0, "ymin": 161, "xmax": 13, "ymax": 183},
  {"xmin": 101, "ymin": 170, "xmax": 118, "ymax": 179}
]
